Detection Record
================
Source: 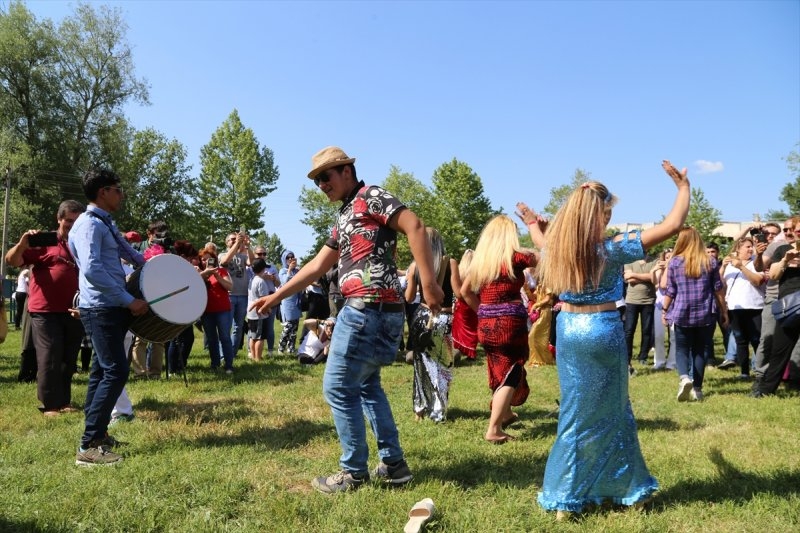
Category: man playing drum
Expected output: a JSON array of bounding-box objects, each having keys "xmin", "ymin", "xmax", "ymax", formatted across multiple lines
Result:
[{"xmin": 69, "ymin": 168, "xmax": 148, "ymax": 466}]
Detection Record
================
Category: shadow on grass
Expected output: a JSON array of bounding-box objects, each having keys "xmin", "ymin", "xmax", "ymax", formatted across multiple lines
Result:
[
  {"xmin": 421, "ymin": 451, "xmax": 549, "ymax": 489},
  {"xmin": 658, "ymin": 447, "xmax": 800, "ymax": 505},
  {"xmin": 133, "ymin": 396, "xmax": 336, "ymax": 449},
  {"xmin": 0, "ymin": 516, "xmax": 67, "ymax": 533}
]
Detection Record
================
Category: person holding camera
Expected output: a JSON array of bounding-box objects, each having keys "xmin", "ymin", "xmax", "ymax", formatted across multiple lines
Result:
[
  {"xmin": 721, "ymin": 236, "xmax": 767, "ymax": 379},
  {"xmin": 5, "ymin": 200, "xmax": 86, "ymax": 417},
  {"xmin": 219, "ymin": 230, "xmax": 254, "ymax": 357},
  {"xmin": 130, "ymin": 220, "xmax": 170, "ymax": 379},
  {"xmin": 198, "ymin": 245, "xmax": 235, "ymax": 373}
]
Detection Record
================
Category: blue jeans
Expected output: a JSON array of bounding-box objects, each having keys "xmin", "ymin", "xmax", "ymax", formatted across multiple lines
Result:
[
  {"xmin": 674, "ymin": 324, "xmax": 713, "ymax": 390},
  {"xmin": 203, "ymin": 311, "xmax": 234, "ymax": 370},
  {"xmin": 79, "ymin": 307, "xmax": 132, "ymax": 447},
  {"xmin": 322, "ymin": 304, "xmax": 405, "ymax": 475},
  {"xmin": 230, "ymin": 294, "xmax": 248, "ymax": 352}
]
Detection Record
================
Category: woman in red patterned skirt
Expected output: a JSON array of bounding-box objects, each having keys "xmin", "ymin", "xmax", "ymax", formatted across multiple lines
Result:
[
  {"xmin": 461, "ymin": 208, "xmax": 545, "ymax": 443},
  {"xmin": 451, "ymin": 249, "xmax": 478, "ymax": 360}
]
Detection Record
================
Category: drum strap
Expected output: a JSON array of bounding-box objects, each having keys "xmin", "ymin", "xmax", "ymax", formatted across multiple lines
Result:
[{"xmin": 85, "ymin": 210, "xmax": 145, "ymax": 268}]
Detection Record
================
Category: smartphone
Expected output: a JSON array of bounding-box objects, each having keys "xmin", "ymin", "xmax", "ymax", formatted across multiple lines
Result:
[
  {"xmin": 754, "ymin": 233, "xmax": 767, "ymax": 244},
  {"xmin": 206, "ymin": 257, "xmax": 217, "ymax": 268},
  {"xmin": 28, "ymin": 231, "xmax": 58, "ymax": 247}
]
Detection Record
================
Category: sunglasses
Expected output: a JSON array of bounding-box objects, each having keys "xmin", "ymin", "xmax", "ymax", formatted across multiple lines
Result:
[
  {"xmin": 313, "ymin": 172, "xmax": 331, "ymax": 187},
  {"xmin": 255, "ymin": 252, "xmax": 266, "ymax": 256},
  {"xmin": 286, "ymin": 255, "xmax": 295, "ymax": 260},
  {"xmin": 784, "ymin": 228, "xmax": 794, "ymax": 233}
]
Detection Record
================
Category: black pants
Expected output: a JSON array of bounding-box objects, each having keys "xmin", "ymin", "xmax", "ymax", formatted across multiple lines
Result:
[
  {"xmin": 624, "ymin": 303, "xmax": 655, "ymax": 363},
  {"xmin": 30, "ymin": 312, "xmax": 84, "ymax": 410},
  {"xmin": 758, "ymin": 318, "xmax": 800, "ymax": 394}
]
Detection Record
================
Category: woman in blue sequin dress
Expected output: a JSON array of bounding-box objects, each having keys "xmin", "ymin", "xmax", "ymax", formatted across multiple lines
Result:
[{"xmin": 536, "ymin": 161, "xmax": 690, "ymax": 520}]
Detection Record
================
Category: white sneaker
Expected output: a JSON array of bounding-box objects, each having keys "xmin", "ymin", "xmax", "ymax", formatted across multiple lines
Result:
[{"xmin": 677, "ymin": 377, "xmax": 693, "ymax": 402}]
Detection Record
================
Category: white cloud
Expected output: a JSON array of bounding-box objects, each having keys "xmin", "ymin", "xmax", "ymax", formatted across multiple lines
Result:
[{"xmin": 694, "ymin": 160, "xmax": 724, "ymax": 174}]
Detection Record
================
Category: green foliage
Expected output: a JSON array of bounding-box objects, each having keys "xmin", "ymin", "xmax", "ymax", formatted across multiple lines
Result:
[
  {"xmin": 779, "ymin": 143, "xmax": 800, "ymax": 215},
  {"xmin": 194, "ymin": 109, "xmax": 279, "ymax": 242},
  {"xmin": 430, "ymin": 159, "xmax": 496, "ymax": 258},
  {"xmin": 0, "ymin": 0, "xmax": 148, "ymax": 238},
  {"xmin": 382, "ymin": 165, "xmax": 431, "ymax": 267},
  {"xmin": 297, "ymin": 184, "xmax": 338, "ymax": 264},
  {"xmin": 114, "ymin": 128, "xmax": 193, "ymax": 240},
  {"xmin": 249, "ymin": 230, "xmax": 285, "ymax": 267},
  {"xmin": 542, "ymin": 168, "xmax": 591, "ymax": 218}
]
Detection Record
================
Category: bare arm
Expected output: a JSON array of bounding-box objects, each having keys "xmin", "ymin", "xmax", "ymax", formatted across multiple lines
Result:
[
  {"xmin": 449, "ymin": 258, "xmax": 462, "ymax": 301},
  {"xmin": 404, "ymin": 262, "xmax": 418, "ymax": 303},
  {"xmin": 389, "ymin": 209, "xmax": 444, "ymax": 313},
  {"xmin": 638, "ymin": 160, "xmax": 691, "ymax": 250},
  {"xmin": 515, "ymin": 202, "xmax": 547, "ymax": 250},
  {"xmin": 460, "ymin": 275, "xmax": 480, "ymax": 312},
  {"xmin": 252, "ymin": 246, "xmax": 339, "ymax": 314},
  {"xmin": 5, "ymin": 231, "xmax": 33, "ymax": 267}
]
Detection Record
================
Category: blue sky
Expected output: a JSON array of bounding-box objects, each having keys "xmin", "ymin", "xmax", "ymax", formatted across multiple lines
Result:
[{"xmin": 25, "ymin": 0, "xmax": 800, "ymax": 257}]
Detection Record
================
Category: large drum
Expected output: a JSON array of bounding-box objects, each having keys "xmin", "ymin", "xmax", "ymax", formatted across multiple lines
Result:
[{"xmin": 126, "ymin": 254, "xmax": 207, "ymax": 343}]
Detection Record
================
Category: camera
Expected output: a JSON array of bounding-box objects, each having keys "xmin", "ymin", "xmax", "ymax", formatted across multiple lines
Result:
[
  {"xmin": 206, "ymin": 257, "xmax": 217, "ymax": 268},
  {"xmin": 151, "ymin": 231, "xmax": 173, "ymax": 248},
  {"xmin": 749, "ymin": 227, "xmax": 762, "ymax": 236},
  {"xmin": 754, "ymin": 232, "xmax": 767, "ymax": 244}
]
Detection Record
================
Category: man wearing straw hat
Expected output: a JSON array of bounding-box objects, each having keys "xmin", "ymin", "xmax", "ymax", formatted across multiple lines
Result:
[{"xmin": 251, "ymin": 146, "xmax": 443, "ymax": 493}]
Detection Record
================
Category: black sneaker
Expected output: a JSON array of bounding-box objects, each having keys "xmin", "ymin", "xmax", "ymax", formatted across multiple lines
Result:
[
  {"xmin": 99, "ymin": 433, "xmax": 125, "ymax": 448},
  {"xmin": 311, "ymin": 470, "xmax": 369, "ymax": 494},
  {"xmin": 717, "ymin": 359, "xmax": 737, "ymax": 370},
  {"xmin": 372, "ymin": 459, "xmax": 413, "ymax": 486}
]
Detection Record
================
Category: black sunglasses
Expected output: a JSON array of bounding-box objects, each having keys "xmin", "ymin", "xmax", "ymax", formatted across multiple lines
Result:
[
  {"xmin": 313, "ymin": 172, "xmax": 331, "ymax": 187},
  {"xmin": 255, "ymin": 252, "xmax": 266, "ymax": 256}
]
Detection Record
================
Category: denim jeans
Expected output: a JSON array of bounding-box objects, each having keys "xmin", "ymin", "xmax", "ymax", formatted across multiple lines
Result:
[
  {"xmin": 322, "ymin": 304, "xmax": 405, "ymax": 475},
  {"xmin": 79, "ymin": 307, "xmax": 132, "ymax": 447},
  {"xmin": 229, "ymin": 294, "xmax": 248, "ymax": 353},
  {"xmin": 202, "ymin": 311, "xmax": 234, "ymax": 370},
  {"xmin": 674, "ymin": 324, "xmax": 713, "ymax": 391}
]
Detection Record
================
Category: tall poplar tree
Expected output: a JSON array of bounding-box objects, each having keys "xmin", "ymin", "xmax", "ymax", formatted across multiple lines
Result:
[{"xmin": 194, "ymin": 109, "xmax": 279, "ymax": 242}]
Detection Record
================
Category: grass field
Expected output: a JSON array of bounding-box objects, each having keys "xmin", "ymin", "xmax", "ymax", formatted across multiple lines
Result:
[{"xmin": 0, "ymin": 324, "xmax": 798, "ymax": 533}]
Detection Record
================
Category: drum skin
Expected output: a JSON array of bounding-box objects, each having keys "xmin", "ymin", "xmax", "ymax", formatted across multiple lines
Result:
[{"xmin": 127, "ymin": 254, "xmax": 207, "ymax": 343}]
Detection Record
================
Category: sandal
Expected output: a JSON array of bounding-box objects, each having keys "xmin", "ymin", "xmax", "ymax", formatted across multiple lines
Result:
[{"xmin": 404, "ymin": 498, "xmax": 435, "ymax": 533}]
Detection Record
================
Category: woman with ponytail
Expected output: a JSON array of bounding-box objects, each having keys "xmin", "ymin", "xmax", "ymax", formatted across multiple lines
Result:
[{"xmin": 536, "ymin": 161, "xmax": 690, "ymax": 520}]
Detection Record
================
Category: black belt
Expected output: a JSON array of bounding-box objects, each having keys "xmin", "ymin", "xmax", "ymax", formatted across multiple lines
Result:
[{"xmin": 345, "ymin": 297, "xmax": 404, "ymax": 313}]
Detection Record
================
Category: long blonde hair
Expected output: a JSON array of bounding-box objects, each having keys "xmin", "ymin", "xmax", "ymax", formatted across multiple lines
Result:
[
  {"xmin": 467, "ymin": 215, "xmax": 520, "ymax": 291},
  {"xmin": 672, "ymin": 226, "xmax": 710, "ymax": 278},
  {"xmin": 458, "ymin": 249, "xmax": 474, "ymax": 280},
  {"xmin": 539, "ymin": 181, "xmax": 618, "ymax": 294}
]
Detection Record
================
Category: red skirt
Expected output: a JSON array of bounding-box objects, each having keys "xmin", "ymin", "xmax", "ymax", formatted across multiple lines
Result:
[
  {"xmin": 452, "ymin": 298, "xmax": 478, "ymax": 359},
  {"xmin": 478, "ymin": 306, "xmax": 530, "ymax": 406}
]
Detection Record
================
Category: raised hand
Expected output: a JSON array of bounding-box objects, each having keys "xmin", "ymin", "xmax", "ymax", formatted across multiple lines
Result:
[{"xmin": 661, "ymin": 160, "xmax": 689, "ymax": 188}]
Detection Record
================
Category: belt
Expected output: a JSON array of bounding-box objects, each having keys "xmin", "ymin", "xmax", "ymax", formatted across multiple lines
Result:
[
  {"xmin": 345, "ymin": 297, "xmax": 405, "ymax": 313},
  {"xmin": 561, "ymin": 302, "xmax": 617, "ymax": 313}
]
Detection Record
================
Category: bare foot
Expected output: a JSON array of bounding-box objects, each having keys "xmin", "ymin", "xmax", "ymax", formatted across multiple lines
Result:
[
  {"xmin": 501, "ymin": 413, "xmax": 519, "ymax": 429},
  {"xmin": 485, "ymin": 431, "xmax": 515, "ymax": 444}
]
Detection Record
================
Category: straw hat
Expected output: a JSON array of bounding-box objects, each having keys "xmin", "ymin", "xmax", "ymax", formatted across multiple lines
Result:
[{"xmin": 308, "ymin": 146, "xmax": 356, "ymax": 179}]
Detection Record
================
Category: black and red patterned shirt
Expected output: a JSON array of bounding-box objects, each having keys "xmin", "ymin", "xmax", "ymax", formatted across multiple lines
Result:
[{"xmin": 325, "ymin": 183, "xmax": 406, "ymax": 303}]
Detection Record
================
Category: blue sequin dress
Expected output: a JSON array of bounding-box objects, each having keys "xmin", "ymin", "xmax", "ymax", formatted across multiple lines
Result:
[{"xmin": 538, "ymin": 231, "xmax": 658, "ymax": 512}]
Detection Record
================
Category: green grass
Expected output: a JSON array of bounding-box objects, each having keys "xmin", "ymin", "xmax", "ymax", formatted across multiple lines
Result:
[{"xmin": 0, "ymin": 325, "xmax": 798, "ymax": 532}]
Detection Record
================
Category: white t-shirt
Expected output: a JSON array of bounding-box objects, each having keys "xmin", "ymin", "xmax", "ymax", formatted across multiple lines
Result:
[
  {"xmin": 724, "ymin": 260, "xmax": 765, "ymax": 310},
  {"xmin": 297, "ymin": 326, "xmax": 328, "ymax": 358},
  {"xmin": 16, "ymin": 269, "xmax": 29, "ymax": 293}
]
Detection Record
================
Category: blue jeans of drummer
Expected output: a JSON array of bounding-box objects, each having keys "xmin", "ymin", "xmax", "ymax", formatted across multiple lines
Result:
[
  {"xmin": 80, "ymin": 307, "xmax": 132, "ymax": 448},
  {"xmin": 229, "ymin": 294, "xmax": 248, "ymax": 352},
  {"xmin": 322, "ymin": 304, "xmax": 405, "ymax": 476}
]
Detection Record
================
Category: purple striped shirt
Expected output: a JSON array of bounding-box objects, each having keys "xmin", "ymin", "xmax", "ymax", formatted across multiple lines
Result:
[{"xmin": 664, "ymin": 256, "xmax": 722, "ymax": 327}]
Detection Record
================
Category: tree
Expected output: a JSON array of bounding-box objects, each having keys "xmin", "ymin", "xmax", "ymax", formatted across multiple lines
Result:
[
  {"xmin": 430, "ymin": 158, "xmax": 496, "ymax": 258},
  {"xmin": 194, "ymin": 109, "xmax": 279, "ymax": 241},
  {"xmin": 114, "ymin": 128, "xmax": 193, "ymax": 240},
  {"xmin": 382, "ymin": 166, "xmax": 431, "ymax": 268},
  {"xmin": 297, "ymin": 185, "xmax": 339, "ymax": 264},
  {"xmin": 0, "ymin": 1, "xmax": 148, "ymax": 238},
  {"xmin": 542, "ymin": 169, "xmax": 592, "ymax": 218},
  {"xmin": 779, "ymin": 143, "xmax": 800, "ymax": 216}
]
